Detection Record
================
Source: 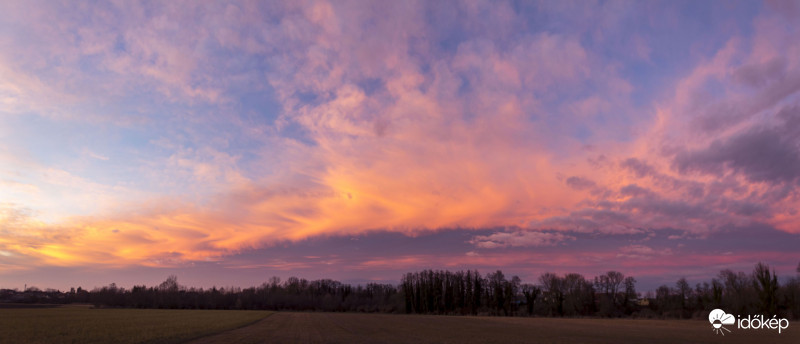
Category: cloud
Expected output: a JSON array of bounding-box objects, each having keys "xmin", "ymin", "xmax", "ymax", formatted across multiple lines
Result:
[
  {"xmin": 616, "ymin": 244, "xmax": 673, "ymax": 261},
  {"xmin": 621, "ymin": 158, "xmax": 657, "ymax": 178},
  {"xmin": 87, "ymin": 151, "xmax": 110, "ymax": 161},
  {"xmin": 565, "ymin": 176, "xmax": 597, "ymax": 190},
  {"xmin": 618, "ymin": 244, "xmax": 672, "ymax": 256},
  {"xmin": 732, "ymin": 57, "xmax": 787, "ymax": 87},
  {"xmin": 470, "ymin": 230, "xmax": 575, "ymax": 249},
  {"xmin": 1, "ymin": 0, "xmax": 800, "ymax": 275},
  {"xmin": 673, "ymin": 106, "xmax": 800, "ymax": 184}
]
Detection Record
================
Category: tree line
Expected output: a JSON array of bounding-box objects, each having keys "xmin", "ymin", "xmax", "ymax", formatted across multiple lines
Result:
[
  {"xmin": 17, "ymin": 276, "xmax": 402, "ymax": 313},
  {"xmin": 647, "ymin": 262, "xmax": 800, "ymax": 319},
  {"xmin": 401, "ymin": 269, "xmax": 637, "ymax": 317},
  {"xmin": 1, "ymin": 262, "xmax": 798, "ymax": 319}
]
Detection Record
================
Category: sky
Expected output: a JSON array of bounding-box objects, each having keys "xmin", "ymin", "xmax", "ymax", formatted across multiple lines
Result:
[{"xmin": 1, "ymin": 0, "xmax": 800, "ymax": 292}]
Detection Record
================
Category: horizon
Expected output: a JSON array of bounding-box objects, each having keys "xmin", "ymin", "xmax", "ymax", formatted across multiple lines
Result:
[
  {"xmin": 5, "ymin": 263, "xmax": 799, "ymax": 296},
  {"xmin": 2, "ymin": 1, "xmax": 800, "ymax": 295}
]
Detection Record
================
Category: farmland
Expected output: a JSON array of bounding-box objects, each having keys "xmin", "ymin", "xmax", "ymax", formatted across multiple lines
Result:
[
  {"xmin": 0, "ymin": 305, "xmax": 271, "ymax": 344},
  {"xmin": 3, "ymin": 306, "xmax": 797, "ymax": 344},
  {"xmin": 189, "ymin": 312, "xmax": 799, "ymax": 344}
]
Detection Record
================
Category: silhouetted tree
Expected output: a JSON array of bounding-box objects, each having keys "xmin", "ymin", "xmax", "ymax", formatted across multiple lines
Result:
[
  {"xmin": 521, "ymin": 284, "xmax": 540, "ymax": 316},
  {"xmin": 6, "ymin": 263, "xmax": 799, "ymax": 320},
  {"xmin": 562, "ymin": 273, "xmax": 594, "ymax": 316},
  {"xmin": 753, "ymin": 262, "xmax": 778, "ymax": 315},
  {"xmin": 719, "ymin": 269, "xmax": 753, "ymax": 315},
  {"xmin": 623, "ymin": 276, "xmax": 637, "ymax": 312},
  {"xmin": 780, "ymin": 275, "xmax": 800, "ymax": 318},
  {"xmin": 540, "ymin": 272, "xmax": 564, "ymax": 316},
  {"xmin": 711, "ymin": 278, "xmax": 723, "ymax": 307},
  {"xmin": 675, "ymin": 277, "xmax": 692, "ymax": 318},
  {"xmin": 595, "ymin": 271, "xmax": 627, "ymax": 317}
]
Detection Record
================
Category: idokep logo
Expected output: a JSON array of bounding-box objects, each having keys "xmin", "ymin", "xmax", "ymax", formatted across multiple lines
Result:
[
  {"xmin": 709, "ymin": 309, "xmax": 736, "ymax": 335},
  {"xmin": 708, "ymin": 308, "xmax": 790, "ymax": 335}
]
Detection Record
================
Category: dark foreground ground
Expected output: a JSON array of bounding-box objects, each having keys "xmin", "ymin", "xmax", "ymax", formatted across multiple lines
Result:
[
  {"xmin": 190, "ymin": 312, "xmax": 799, "ymax": 344},
  {"xmin": 0, "ymin": 305, "xmax": 270, "ymax": 344},
  {"xmin": 1, "ymin": 306, "xmax": 797, "ymax": 343}
]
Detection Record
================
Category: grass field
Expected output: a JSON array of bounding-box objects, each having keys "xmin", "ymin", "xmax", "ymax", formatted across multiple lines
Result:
[
  {"xmin": 1, "ymin": 308, "xmax": 798, "ymax": 343},
  {"xmin": 0, "ymin": 305, "xmax": 271, "ymax": 344}
]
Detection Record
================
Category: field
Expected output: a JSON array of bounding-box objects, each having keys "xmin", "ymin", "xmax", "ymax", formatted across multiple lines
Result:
[
  {"xmin": 1, "ymin": 307, "xmax": 798, "ymax": 343},
  {"xmin": 189, "ymin": 312, "xmax": 799, "ymax": 344},
  {"xmin": 0, "ymin": 305, "xmax": 271, "ymax": 344}
]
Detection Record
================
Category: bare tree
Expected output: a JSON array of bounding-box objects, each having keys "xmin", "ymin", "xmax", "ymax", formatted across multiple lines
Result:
[
  {"xmin": 540, "ymin": 272, "xmax": 564, "ymax": 316},
  {"xmin": 623, "ymin": 276, "xmax": 637, "ymax": 308},
  {"xmin": 521, "ymin": 284, "xmax": 541, "ymax": 316},
  {"xmin": 562, "ymin": 273, "xmax": 594, "ymax": 316},
  {"xmin": 718, "ymin": 269, "xmax": 749, "ymax": 295},
  {"xmin": 487, "ymin": 270, "xmax": 506, "ymax": 315},
  {"xmin": 753, "ymin": 262, "xmax": 778, "ymax": 315},
  {"xmin": 159, "ymin": 275, "xmax": 179, "ymax": 292},
  {"xmin": 718, "ymin": 269, "xmax": 754, "ymax": 315},
  {"xmin": 506, "ymin": 275, "xmax": 521, "ymax": 316},
  {"xmin": 711, "ymin": 278, "xmax": 723, "ymax": 306},
  {"xmin": 605, "ymin": 271, "xmax": 624, "ymax": 306},
  {"xmin": 675, "ymin": 277, "xmax": 692, "ymax": 318}
]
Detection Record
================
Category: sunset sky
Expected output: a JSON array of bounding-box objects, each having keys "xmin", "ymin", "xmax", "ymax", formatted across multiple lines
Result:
[{"xmin": 1, "ymin": 0, "xmax": 799, "ymax": 292}]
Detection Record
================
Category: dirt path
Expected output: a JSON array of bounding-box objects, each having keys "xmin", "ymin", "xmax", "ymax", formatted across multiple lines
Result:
[{"xmin": 187, "ymin": 312, "xmax": 800, "ymax": 344}]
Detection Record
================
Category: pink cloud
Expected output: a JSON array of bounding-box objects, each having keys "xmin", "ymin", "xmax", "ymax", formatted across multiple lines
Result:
[
  {"xmin": 470, "ymin": 231, "xmax": 576, "ymax": 249},
  {"xmin": 1, "ymin": 0, "xmax": 799, "ymax": 275},
  {"xmin": 616, "ymin": 244, "xmax": 673, "ymax": 260}
]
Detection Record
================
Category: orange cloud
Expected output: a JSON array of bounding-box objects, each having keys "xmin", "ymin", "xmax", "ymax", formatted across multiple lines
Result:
[{"xmin": 2, "ymin": 0, "xmax": 799, "ymax": 273}]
